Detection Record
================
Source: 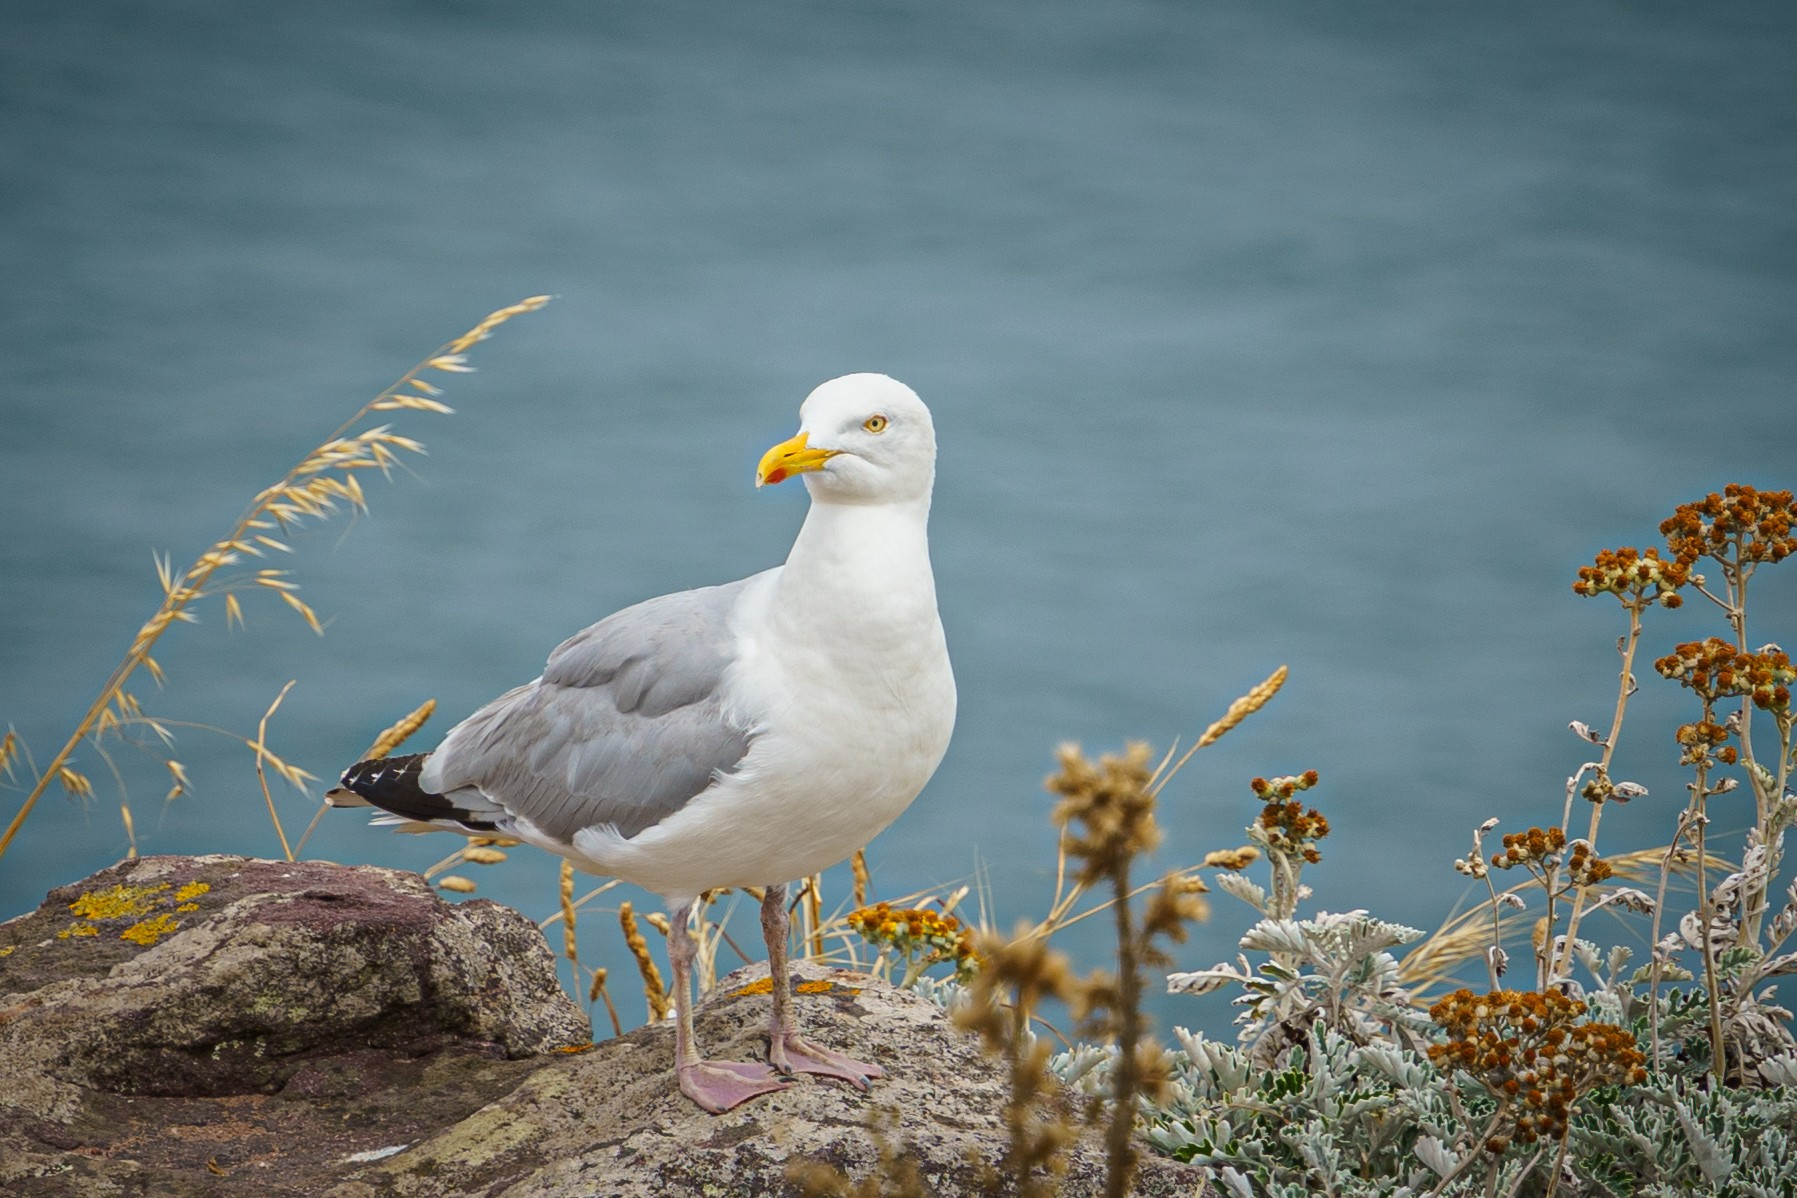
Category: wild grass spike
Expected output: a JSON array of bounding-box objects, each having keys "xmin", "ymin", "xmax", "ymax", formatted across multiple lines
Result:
[{"xmin": 0, "ymin": 297, "xmax": 549, "ymax": 864}]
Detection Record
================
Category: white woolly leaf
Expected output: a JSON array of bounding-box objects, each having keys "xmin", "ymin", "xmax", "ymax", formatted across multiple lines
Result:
[
  {"xmin": 1168, "ymin": 964, "xmax": 1247, "ymax": 996},
  {"xmin": 1415, "ymin": 1135, "xmax": 1457, "ymax": 1179},
  {"xmin": 1218, "ymin": 1167, "xmax": 1255, "ymax": 1198},
  {"xmin": 1241, "ymin": 918, "xmax": 1310, "ymax": 956},
  {"xmin": 1761, "ymin": 951, "xmax": 1797, "ymax": 976},
  {"xmin": 1670, "ymin": 1097, "xmax": 1731, "ymax": 1184},
  {"xmin": 1590, "ymin": 887, "xmax": 1655, "ymax": 915},
  {"xmin": 1214, "ymin": 869, "xmax": 1269, "ymax": 913},
  {"xmin": 1757, "ymin": 1054, "xmax": 1797, "ymax": 1086}
]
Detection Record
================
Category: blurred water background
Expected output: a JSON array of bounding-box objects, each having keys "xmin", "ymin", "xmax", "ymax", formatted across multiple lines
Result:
[{"xmin": 3, "ymin": 0, "xmax": 1795, "ymax": 1040}]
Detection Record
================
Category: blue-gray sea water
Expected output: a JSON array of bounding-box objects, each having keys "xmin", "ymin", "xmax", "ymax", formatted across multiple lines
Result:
[{"xmin": 3, "ymin": 1, "xmax": 1795, "ymax": 1040}]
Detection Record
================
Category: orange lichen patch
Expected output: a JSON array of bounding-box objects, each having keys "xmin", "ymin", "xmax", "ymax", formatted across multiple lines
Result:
[
  {"xmin": 555, "ymin": 1042, "xmax": 597, "ymax": 1054},
  {"xmin": 57, "ymin": 922, "xmax": 100, "ymax": 939},
  {"xmin": 69, "ymin": 882, "xmax": 170, "ymax": 921},
  {"xmin": 174, "ymin": 881, "xmax": 211, "ymax": 904},
  {"xmin": 120, "ymin": 913, "xmax": 180, "ymax": 946},
  {"xmin": 797, "ymin": 979, "xmax": 859, "ymax": 994},
  {"xmin": 0, "ymin": 945, "xmax": 14, "ymax": 957},
  {"xmin": 175, "ymin": 903, "xmax": 201, "ymax": 913},
  {"xmin": 727, "ymin": 976, "xmax": 860, "ymax": 998}
]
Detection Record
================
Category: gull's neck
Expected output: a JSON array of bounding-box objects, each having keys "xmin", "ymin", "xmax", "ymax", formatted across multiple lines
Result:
[{"xmin": 771, "ymin": 496, "xmax": 938, "ymax": 639}]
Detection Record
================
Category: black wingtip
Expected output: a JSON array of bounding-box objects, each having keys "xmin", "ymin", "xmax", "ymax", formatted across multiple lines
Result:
[{"xmin": 338, "ymin": 753, "xmax": 498, "ymax": 832}]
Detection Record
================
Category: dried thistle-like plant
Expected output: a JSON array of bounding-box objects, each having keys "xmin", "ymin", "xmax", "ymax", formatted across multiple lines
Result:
[{"xmin": 952, "ymin": 922, "xmax": 1084, "ymax": 1197}]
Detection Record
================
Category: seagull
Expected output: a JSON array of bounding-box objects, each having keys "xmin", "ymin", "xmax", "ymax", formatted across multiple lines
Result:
[{"xmin": 331, "ymin": 373, "xmax": 956, "ymax": 1113}]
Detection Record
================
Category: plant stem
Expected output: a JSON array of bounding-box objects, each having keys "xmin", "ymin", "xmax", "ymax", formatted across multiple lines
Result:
[
  {"xmin": 1103, "ymin": 858, "xmax": 1143, "ymax": 1198},
  {"xmin": 1693, "ymin": 795, "xmax": 1727, "ymax": 1085},
  {"xmin": 1423, "ymin": 1103, "xmax": 1511, "ymax": 1198},
  {"xmin": 1645, "ymin": 809, "xmax": 1696, "ymax": 1072},
  {"xmin": 1553, "ymin": 601, "xmax": 1643, "ymax": 984}
]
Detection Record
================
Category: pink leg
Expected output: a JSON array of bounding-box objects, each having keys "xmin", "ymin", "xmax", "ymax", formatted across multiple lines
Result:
[
  {"xmin": 761, "ymin": 884, "xmax": 884, "ymax": 1087},
  {"xmin": 669, "ymin": 901, "xmax": 787, "ymax": 1113}
]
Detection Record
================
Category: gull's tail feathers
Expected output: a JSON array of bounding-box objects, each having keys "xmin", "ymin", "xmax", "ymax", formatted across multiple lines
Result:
[{"xmin": 335, "ymin": 753, "xmax": 500, "ymax": 833}]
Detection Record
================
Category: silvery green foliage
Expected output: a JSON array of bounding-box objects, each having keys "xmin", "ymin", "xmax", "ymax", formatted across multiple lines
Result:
[
  {"xmin": 905, "ymin": 972, "xmax": 967, "ymax": 1012},
  {"xmin": 1565, "ymin": 1072, "xmax": 1797, "ymax": 1197},
  {"xmin": 1166, "ymin": 910, "xmax": 1432, "ymax": 1057},
  {"xmin": 1130, "ymin": 1021, "xmax": 1797, "ymax": 1197},
  {"xmin": 1139, "ymin": 1023, "xmax": 1469, "ymax": 1195}
]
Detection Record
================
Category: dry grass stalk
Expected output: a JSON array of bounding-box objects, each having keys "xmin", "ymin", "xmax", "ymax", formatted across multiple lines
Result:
[
  {"xmin": 362, "ymin": 699, "xmax": 437, "ymax": 759},
  {"xmin": 1402, "ymin": 845, "xmax": 1717, "ymax": 993},
  {"xmin": 559, "ymin": 858, "xmax": 579, "ymax": 981},
  {"xmin": 620, "ymin": 900, "xmax": 670, "ymax": 1021},
  {"xmin": 1151, "ymin": 664, "xmax": 1288, "ymax": 793},
  {"xmin": 589, "ymin": 967, "xmax": 623, "ymax": 1039},
  {"xmin": 0, "ymin": 296, "xmax": 550, "ymax": 864},
  {"xmin": 852, "ymin": 848, "xmax": 870, "ymax": 907},
  {"xmin": 249, "ymin": 680, "xmax": 314, "ymax": 861}
]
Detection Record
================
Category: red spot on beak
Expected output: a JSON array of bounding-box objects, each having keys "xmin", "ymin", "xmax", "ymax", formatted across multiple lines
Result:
[{"xmin": 763, "ymin": 467, "xmax": 788, "ymax": 485}]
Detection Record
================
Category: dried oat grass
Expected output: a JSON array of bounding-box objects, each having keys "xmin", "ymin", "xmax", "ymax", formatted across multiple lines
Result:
[{"xmin": 0, "ymin": 297, "xmax": 549, "ymax": 864}]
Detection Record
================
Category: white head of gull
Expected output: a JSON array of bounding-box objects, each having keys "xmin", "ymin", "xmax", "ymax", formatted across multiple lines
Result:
[{"xmin": 332, "ymin": 373, "xmax": 956, "ymax": 1112}]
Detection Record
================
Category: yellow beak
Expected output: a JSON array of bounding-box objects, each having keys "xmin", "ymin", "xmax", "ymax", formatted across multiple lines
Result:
[{"xmin": 756, "ymin": 431, "xmax": 840, "ymax": 487}]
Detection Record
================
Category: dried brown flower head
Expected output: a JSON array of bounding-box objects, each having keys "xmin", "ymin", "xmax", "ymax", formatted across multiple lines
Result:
[
  {"xmin": 1566, "ymin": 841, "xmax": 1613, "ymax": 888},
  {"xmin": 1251, "ymin": 771, "xmax": 1328, "ymax": 863},
  {"xmin": 1490, "ymin": 826, "xmax": 1567, "ymax": 870},
  {"xmin": 1654, "ymin": 637, "xmax": 1790, "ymax": 707},
  {"xmin": 1428, "ymin": 988, "xmax": 1647, "ymax": 1149},
  {"xmin": 1660, "ymin": 484, "xmax": 1796, "ymax": 570},
  {"xmin": 1572, "ymin": 544, "xmax": 1692, "ymax": 608}
]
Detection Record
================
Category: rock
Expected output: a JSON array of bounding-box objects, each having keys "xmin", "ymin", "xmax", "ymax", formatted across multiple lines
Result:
[
  {"xmin": 1, "ymin": 855, "xmax": 588, "ymax": 1195},
  {"xmin": 2, "ymin": 857, "xmax": 1208, "ymax": 1196}
]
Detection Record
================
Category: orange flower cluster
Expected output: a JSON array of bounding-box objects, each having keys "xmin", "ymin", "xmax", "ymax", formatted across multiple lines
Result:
[
  {"xmin": 847, "ymin": 902, "xmax": 978, "ymax": 973},
  {"xmin": 1745, "ymin": 647, "xmax": 1796, "ymax": 712},
  {"xmin": 1566, "ymin": 841, "xmax": 1613, "ymax": 888},
  {"xmin": 1428, "ymin": 988, "xmax": 1647, "ymax": 1151},
  {"xmin": 1655, "ymin": 637, "xmax": 1792, "ymax": 709},
  {"xmin": 1251, "ymin": 771, "xmax": 1327, "ymax": 864},
  {"xmin": 1673, "ymin": 718, "xmax": 1737, "ymax": 768},
  {"xmin": 1571, "ymin": 545, "xmax": 1691, "ymax": 607},
  {"xmin": 1660, "ymin": 484, "xmax": 1796, "ymax": 569},
  {"xmin": 1490, "ymin": 825, "xmax": 1566, "ymax": 870}
]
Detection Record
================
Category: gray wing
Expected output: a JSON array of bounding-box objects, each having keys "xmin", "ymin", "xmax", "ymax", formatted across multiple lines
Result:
[{"xmin": 420, "ymin": 575, "xmax": 763, "ymax": 843}]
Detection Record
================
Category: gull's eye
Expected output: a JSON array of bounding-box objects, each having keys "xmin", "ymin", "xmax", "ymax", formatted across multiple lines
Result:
[{"xmin": 863, "ymin": 414, "xmax": 889, "ymax": 434}]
